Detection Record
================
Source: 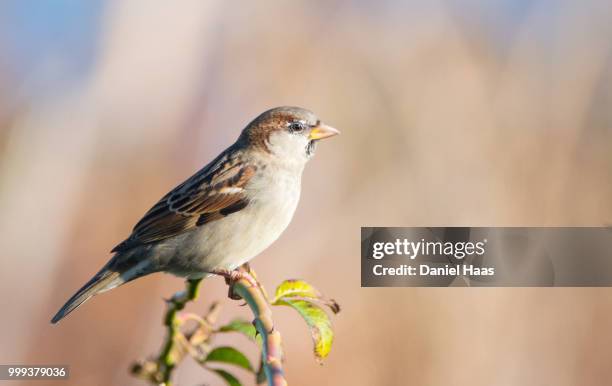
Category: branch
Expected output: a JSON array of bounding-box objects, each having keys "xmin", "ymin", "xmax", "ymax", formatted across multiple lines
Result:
[
  {"xmin": 159, "ymin": 278, "xmax": 205, "ymax": 386},
  {"xmin": 132, "ymin": 270, "xmax": 338, "ymax": 386},
  {"xmin": 231, "ymin": 273, "xmax": 287, "ymax": 386}
]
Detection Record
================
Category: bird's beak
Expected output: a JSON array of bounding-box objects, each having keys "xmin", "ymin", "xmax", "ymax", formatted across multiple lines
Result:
[{"xmin": 309, "ymin": 124, "xmax": 340, "ymax": 140}]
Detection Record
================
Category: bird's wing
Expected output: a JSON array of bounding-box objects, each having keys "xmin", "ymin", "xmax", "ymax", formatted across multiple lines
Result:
[{"xmin": 111, "ymin": 149, "xmax": 256, "ymax": 253}]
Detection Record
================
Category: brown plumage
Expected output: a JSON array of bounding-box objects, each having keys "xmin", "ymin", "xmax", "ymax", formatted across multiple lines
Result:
[
  {"xmin": 112, "ymin": 152, "xmax": 256, "ymax": 253},
  {"xmin": 52, "ymin": 106, "xmax": 339, "ymax": 324}
]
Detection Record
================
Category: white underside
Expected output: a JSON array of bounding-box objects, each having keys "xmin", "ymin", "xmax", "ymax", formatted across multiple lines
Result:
[{"xmin": 154, "ymin": 158, "xmax": 303, "ymax": 277}]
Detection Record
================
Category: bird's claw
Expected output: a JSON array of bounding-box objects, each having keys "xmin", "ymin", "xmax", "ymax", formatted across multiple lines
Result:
[{"xmin": 210, "ymin": 267, "xmax": 259, "ymax": 300}]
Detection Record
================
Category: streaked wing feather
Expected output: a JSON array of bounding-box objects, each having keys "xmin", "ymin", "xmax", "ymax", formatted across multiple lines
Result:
[{"xmin": 112, "ymin": 150, "xmax": 256, "ymax": 253}]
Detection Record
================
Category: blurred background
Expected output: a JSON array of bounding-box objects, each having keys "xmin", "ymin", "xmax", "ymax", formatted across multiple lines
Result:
[{"xmin": 1, "ymin": 1, "xmax": 611, "ymax": 385}]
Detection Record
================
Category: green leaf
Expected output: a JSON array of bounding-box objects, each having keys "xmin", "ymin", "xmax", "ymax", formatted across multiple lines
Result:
[
  {"xmin": 212, "ymin": 368, "xmax": 242, "ymax": 386},
  {"xmin": 218, "ymin": 319, "xmax": 257, "ymax": 340},
  {"xmin": 275, "ymin": 299, "xmax": 334, "ymax": 361},
  {"xmin": 205, "ymin": 346, "xmax": 253, "ymax": 371},
  {"xmin": 273, "ymin": 279, "xmax": 321, "ymax": 302}
]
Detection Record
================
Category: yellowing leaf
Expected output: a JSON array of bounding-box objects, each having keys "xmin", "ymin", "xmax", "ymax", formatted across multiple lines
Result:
[
  {"xmin": 273, "ymin": 280, "xmax": 341, "ymax": 315},
  {"xmin": 275, "ymin": 299, "xmax": 334, "ymax": 361},
  {"xmin": 273, "ymin": 279, "xmax": 321, "ymax": 302}
]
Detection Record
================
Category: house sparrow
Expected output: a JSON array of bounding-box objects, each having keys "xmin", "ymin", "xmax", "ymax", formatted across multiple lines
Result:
[{"xmin": 51, "ymin": 106, "xmax": 339, "ymax": 324}]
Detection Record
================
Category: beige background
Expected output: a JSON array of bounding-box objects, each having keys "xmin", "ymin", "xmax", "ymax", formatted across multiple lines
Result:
[{"xmin": 0, "ymin": 1, "xmax": 611, "ymax": 385}]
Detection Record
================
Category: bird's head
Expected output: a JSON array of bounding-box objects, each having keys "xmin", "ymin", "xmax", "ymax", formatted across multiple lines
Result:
[{"xmin": 240, "ymin": 106, "xmax": 339, "ymax": 164}]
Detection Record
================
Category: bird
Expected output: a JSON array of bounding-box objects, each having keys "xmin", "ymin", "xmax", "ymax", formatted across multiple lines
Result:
[{"xmin": 51, "ymin": 106, "xmax": 339, "ymax": 324}]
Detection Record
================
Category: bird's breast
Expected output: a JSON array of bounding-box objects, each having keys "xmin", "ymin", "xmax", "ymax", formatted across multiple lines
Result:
[{"xmin": 188, "ymin": 166, "xmax": 302, "ymax": 272}]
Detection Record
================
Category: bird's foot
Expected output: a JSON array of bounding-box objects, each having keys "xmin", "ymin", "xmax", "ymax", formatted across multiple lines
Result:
[{"xmin": 210, "ymin": 267, "xmax": 259, "ymax": 300}]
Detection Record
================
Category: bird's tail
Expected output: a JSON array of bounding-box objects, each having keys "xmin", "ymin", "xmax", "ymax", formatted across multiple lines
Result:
[{"xmin": 51, "ymin": 266, "xmax": 125, "ymax": 324}]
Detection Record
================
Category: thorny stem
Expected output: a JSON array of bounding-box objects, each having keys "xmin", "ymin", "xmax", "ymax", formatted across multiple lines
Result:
[
  {"xmin": 232, "ymin": 273, "xmax": 288, "ymax": 386},
  {"xmin": 158, "ymin": 278, "xmax": 203, "ymax": 386},
  {"xmin": 142, "ymin": 270, "xmax": 288, "ymax": 386}
]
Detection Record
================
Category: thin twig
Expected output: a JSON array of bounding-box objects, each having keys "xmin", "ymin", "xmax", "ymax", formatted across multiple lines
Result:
[
  {"xmin": 158, "ymin": 278, "xmax": 203, "ymax": 386},
  {"xmin": 133, "ymin": 271, "xmax": 289, "ymax": 386}
]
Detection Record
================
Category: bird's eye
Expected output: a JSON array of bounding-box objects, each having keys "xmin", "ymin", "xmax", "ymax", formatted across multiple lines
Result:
[{"xmin": 288, "ymin": 122, "xmax": 305, "ymax": 133}]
